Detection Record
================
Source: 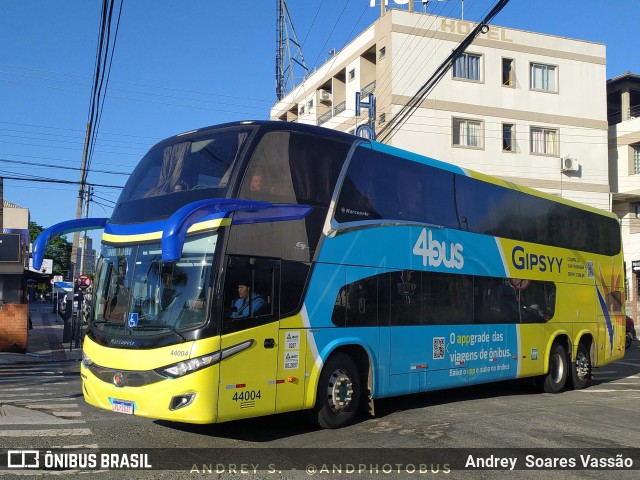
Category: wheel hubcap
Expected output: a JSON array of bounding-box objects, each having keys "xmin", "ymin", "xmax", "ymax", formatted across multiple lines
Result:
[
  {"xmin": 575, "ymin": 352, "xmax": 589, "ymax": 380},
  {"xmin": 327, "ymin": 368, "xmax": 353, "ymax": 412},
  {"xmin": 550, "ymin": 353, "xmax": 564, "ymax": 384}
]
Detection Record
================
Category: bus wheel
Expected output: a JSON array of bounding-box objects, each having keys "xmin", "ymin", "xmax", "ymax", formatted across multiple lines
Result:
[
  {"xmin": 311, "ymin": 353, "xmax": 361, "ymax": 429},
  {"xmin": 539, "ymin": 343, "xmax": 568, "ymax": 393},
  {"xmin": 568, "ymin": 342, "xmax": 591, "ymax": 390}
]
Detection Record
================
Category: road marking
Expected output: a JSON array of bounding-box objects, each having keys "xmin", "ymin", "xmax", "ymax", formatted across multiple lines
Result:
[
  {"xmin": 0, "ymin": 428, "xmax": 92, "ymax": 437},
  {"xmin": 614, "ymin": 361, "xmax": 640, "ymax": 367},
  {"xmin": 25, "ymin": 404, "xmax": 78, "ymax": 409},
  {"xmin": 11, "ymin": 397, "xmax": 81, "ymax": 403},
  {"xmin": 0, "ymin": 392, "xmax": 64, "ymax": 398},
  {"xmin": 580, "ymin": 388, "xmax": 640, "ymax": 392},
  {"xmin": 52, "ymin": 412, "xmax": 82, "ymax": 417}
]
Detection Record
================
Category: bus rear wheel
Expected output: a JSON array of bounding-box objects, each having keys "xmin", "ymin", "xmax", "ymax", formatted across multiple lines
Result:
[
  {"xmin": 538, "ymin": 343, "xmax": 568, "ymax": 393},
  {"xmin": 568, "ymin": 342, "xmax": 591, "ymax": 390},
  {"xmin": 311, "ymin": 353, "xmax": 361, "ymax": 429}
]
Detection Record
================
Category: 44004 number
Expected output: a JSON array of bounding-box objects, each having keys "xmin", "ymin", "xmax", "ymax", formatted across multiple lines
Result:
[{"xmin": 232, "ymin": 390, "xmax": 261, "ymax": 402}]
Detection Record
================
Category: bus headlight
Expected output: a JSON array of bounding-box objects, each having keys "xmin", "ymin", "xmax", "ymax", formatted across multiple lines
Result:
[
  {"xmin": 82, "ymin": 351, "xmax": 94, "ymax": 367},
  {"xmin": 156, "ymin": 352, "xmax": 221, "ymax": 378}
]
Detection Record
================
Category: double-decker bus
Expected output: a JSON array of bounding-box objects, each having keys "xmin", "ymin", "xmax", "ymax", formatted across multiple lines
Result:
[{"xmin": 34, "ymin": 121, "xmax": 625, "ymax": 429}]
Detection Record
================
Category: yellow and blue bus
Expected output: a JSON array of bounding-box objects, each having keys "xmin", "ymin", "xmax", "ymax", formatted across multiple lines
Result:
[{"xmin": 33, "ymin": 121, "xmax": 625, "ymax": 429}]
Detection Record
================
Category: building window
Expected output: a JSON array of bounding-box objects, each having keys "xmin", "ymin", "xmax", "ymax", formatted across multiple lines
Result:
[
  {"xmin": 453, "ymin": 53, "xmax": 481, "ymax": 81},
  {"xmin": 502, "ymin": 58, "xmax": 514, "ymax": 87},
  {"xmin": 348, "ymin": 69, "xmax": 356, "ymax": 81},
  {"xmin": 530, "ymin": 63, "xmax": 557, "ymax": 92},
  {"xmin": 378, "ymin": 113, "xmax": 386, "ymax": 124},
  {"xmin": 307, "ymin": 99, "xmax": 314, "ymax": 108},
  {"xmin": 633, "ymin": 144, "xmax": 640, "ymax": 174},
  {"xmin": 299, "ymin": 105, "xmax": 305, "ymax": 116},
  {"xmin": 530, "ymin": 127, "xmax": 558, "ymax": 156},
  {"xmin": 502, "ymin": 123, "xmax": 515, "ymax": 152},
  {"xmin": 379, "ymin": 46, "xmax": 386, "ymax": 59},
  {"xmin": 453, "ymin": 118, "xmax": 483, "ymax": 148}
]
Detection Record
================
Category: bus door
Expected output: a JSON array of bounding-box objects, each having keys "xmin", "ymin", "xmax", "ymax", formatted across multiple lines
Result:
[{"xmin": 217, "ymin": 256, "xmax": 280, "ymax": 422}]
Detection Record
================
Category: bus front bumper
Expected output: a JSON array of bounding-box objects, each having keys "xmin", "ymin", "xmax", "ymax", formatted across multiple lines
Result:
[{"xmin": 81, "ymin": 361, "xmax": 219, "ymax": 424}]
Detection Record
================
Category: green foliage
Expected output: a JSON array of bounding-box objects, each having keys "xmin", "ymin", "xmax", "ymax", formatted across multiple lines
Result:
[{"xmin": 29, "ymin": 221, "xmax": 72, "ymax": 278}]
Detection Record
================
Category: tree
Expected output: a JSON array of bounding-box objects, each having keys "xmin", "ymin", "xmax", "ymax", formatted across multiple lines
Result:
[{"xmin": 29, "ymin": 221, "xmax": 72, "ymax": 278}]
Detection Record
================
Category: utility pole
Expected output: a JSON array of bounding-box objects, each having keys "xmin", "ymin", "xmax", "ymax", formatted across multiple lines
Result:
[
  {"xmin": 275, "ymin": 0, "xmax": 308, "ymax": 100},
  {"xmin": 79, "ymin": 186, "xmax": 91, "ymax": 275},
  {"xmin": 70, "ymin": 121, "xmax": 91, "ymax": 279}
]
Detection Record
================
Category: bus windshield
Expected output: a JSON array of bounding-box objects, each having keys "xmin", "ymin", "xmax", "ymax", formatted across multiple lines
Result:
[
  {"xmin": 111, "ymin": 126, "xmax": 255, "ymax": 223},
  {"xmin": 90, "ymin": 233, "xmax": 218, "ymax": 337}
]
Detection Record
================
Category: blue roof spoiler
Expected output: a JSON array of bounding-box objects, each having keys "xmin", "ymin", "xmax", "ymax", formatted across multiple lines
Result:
[
  {"xmin": 32, "ymin": 218, "xmax": 108, "ymax": 270},
  {"xmin": 161, "ymin": 199, "xmax": 311, "ymax": 262}
]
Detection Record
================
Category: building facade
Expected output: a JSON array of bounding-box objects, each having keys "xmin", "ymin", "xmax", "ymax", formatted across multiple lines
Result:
[
  {"xmin": 608, "ymin": 73, "xmax": 640, "ymax": 317},
  {"xmin": 0, "ymin": 200, "xmax": 29, "ymax": 352},
  {"xmin": 271, "ymin": 9, "xmax": 610, "ymax": 211},
  {"xmin": 75, "ymin": 236, "xmax": 96, "ymax": 275}
]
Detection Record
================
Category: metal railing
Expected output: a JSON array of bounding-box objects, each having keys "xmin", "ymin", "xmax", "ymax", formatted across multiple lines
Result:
[
  {"xmin": 317, "ymin": 110, "xmax": 333, "ymax": 125},
  {"xmin": 334, "ymin": 101, "xmax": 346, "ymax": 115},
  {"xmin": 361, "ymin": 80, "xmax": 376, "ymax": 97}
]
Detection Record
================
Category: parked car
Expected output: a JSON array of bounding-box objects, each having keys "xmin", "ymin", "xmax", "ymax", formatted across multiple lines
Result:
[{"xmin": 627, "ymin": 316, "xmax": 637, "ymax": 349}]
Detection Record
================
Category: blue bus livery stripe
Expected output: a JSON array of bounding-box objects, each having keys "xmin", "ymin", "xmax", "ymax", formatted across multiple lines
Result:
[
  {"xmin": 317, "ymin": 226, "xmax": 507, "ymax": 277},
  {"xmin": 367, "ymin": 141, "xmax": 467, "ymax": 175},
  {"xmin": 596, "ymin": 287, "xmax": 615, "ymax": 356}
]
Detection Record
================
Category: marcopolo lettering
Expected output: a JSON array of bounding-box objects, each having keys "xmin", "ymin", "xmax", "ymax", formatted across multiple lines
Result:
[{"xmin": 512, "ymin": 246, "xmax": 563, "ymax": 273}]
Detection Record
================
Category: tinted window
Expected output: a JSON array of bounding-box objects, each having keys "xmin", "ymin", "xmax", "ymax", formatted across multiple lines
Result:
[
  {"xmin": 332, "ymin": 146, "xmax": 619, "ymax": 256},
  {"xmin": 456, "ymin": 176, "xmax": 521, "ymax": 239},
  {"xmin": 474, "ymin": 277, "xmax": 519, "ymax": 324},
  {"xmin": 280, "ymin": 260, "xmax": 310, "ymax": 317},
  {"xmin": 331, "ymin": 271, "xmax": 555, "ymax": 327},
  {"xmin": 335, "ymin": 147, "xmax": 458, "ymax": 228},
  {"xmin": 222, "ymin": 256, "xmax": 279, "ymax": 334},
  {"xmin": 520, "ymin": 193, "xmax": 559, "ymax": 246},
  {"xmin": 239, "ymin": 131, "xmax": 351, "ymax": 207},
  {"xmin": 421, "ymin": 271, "xmax": 474, "ymax": 325}
]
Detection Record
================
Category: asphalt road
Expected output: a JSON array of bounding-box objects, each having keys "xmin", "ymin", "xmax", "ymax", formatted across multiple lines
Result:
[{"xmin": 1, "ymin": 341, "xmax": 640, "ymax": 479}]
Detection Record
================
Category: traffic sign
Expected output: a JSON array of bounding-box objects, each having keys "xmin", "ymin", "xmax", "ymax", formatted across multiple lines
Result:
[
  {"xmin": 509, "ymin": 278, "xmax": 531, "ymax": 291},
  {"xmin": 76, "ymin": 274, "xmax": 92, "ymax": 289}
]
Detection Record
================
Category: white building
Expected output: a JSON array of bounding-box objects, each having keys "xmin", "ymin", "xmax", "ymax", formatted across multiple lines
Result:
[
  {"xmin": 608, "ymin": 73, "xmax": 640, "ymax": 317},
  {"xmin": 271, "ymin": 9, "xmax": 610, "ymax": 212}
]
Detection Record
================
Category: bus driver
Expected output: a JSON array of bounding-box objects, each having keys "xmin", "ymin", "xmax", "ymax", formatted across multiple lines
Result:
[{"xmin": 231, "ymin": 280, "xmax": 265, "ymax": 318}]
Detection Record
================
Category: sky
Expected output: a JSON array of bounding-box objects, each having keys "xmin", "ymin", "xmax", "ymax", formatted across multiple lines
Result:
[{"xmin": 1, "ymin": 0, "xmax": 639, "ymax": 251}]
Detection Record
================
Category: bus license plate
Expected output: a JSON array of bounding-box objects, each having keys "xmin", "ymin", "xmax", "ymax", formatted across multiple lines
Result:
[{"xmin": 112, "ymin": 399, "xmax": 134, "ymax": 415}]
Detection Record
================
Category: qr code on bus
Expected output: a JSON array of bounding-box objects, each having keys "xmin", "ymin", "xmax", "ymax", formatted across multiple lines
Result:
[
  {"xmin": 587, "ymin": 261, "xmax": 594, "ymax": 278},
  {"xmin": 433, "ymin": 337, "xmax": 445, "ymax": 360}
]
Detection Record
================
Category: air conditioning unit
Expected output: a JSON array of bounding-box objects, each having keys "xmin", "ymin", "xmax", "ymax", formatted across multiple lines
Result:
[
  {"xmin": 561, "ymin": 157, "xmax": 579, "ymax": 172},
  {"xmin": 319, "ymin": 89, "xmax": 332, "ymax": 103}
]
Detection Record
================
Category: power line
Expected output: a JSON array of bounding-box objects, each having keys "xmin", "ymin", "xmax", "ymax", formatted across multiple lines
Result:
[
  {"xmin": 0, "ymin": 175, "xmax": 123, "ymax": 189},
  {"xmin": 377, "ymin": 0, "xmax": 512, "ymax": 143}
]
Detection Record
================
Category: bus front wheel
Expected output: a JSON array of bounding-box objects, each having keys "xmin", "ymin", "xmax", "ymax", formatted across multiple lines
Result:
[
  {"xmin": 311, "ymin": 353, "xmax": 361, "ymax": 429},
  {"xmin": 538, "ymin": 343, "xmax": 568, "ymax": 393}
]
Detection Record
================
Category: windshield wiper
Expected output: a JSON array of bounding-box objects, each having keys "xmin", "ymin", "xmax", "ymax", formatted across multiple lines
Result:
[{"xmin": 133, "ymin": 324, "xmax": 186, "ymax": 343}]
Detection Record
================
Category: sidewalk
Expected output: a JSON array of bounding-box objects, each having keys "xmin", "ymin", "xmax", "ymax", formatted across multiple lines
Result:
[{"xmin": 0, "ymin": 301, "xmax": 83, "ymax": 365}]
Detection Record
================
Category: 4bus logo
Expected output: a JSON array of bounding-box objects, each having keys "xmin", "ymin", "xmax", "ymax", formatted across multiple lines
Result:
[{"xmin": 412, "ymin": 228, "xmax": 464, "ymax": 270}]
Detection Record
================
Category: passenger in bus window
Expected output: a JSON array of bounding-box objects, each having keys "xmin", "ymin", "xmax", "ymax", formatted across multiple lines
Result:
[
  {"xmin": 172, "ymin": 180, "xmax": 188, "ymax": 192},
  {"xmin": 231, "ymin": 280, "xmax": 265, "ymax": 318},
  {"xmin": 249, "ymin": 168, "xmax": 267, "ymax": 193}
]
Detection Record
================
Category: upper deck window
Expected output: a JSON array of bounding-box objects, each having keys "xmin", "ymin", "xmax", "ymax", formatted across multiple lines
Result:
[
  {"xmin": 112, "ymin": 126, "xmax": 255, "ymax": 223},
  {"xmin": 238, "ymin": 131, "xmax": 351, "ymax": 208}
]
